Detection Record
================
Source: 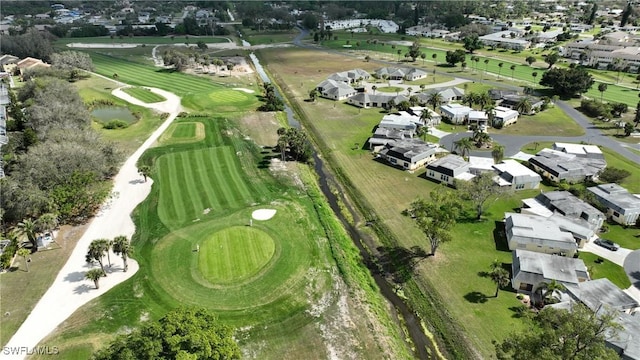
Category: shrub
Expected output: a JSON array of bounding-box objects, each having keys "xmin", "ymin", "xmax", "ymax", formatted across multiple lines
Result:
[
  {"xmin": 599, "ymin": 167, "xmax": 631, "ymax": 183},
  {"xmin": 580, "ymin": 99, "xmax": 611, "ymax": 118},
  {"xmin": 0, "ymin": 242, "xmax": 18, "ymax": 270},
  {"xmin": 103, "ymin": 119, "xmax": 129, "ymax": 129}
]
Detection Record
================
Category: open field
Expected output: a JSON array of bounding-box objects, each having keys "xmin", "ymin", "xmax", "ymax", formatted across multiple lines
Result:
[
  {"xmin": 56, "ymin": 36, "xmax": 230, "ymax": 45},
  {"xmin": 493, "ymin": 106, "xmax": 585, "ymax": 136},
  {"xmin": 260, "ymin": 47, "xmax": 538, "ymax": 358},
  {"xmin": 243, "ymin": 30, "xmax": 298, "ymax": 45},
  {"xmin": 579, "ymin": 252, "xmax": 632, "ymax": 289},
  {"xmin": 122, "ymin": 87, "xmax": 166, "ymax": 103}
]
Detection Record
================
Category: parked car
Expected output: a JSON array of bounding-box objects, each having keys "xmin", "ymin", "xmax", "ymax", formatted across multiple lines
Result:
[{"xmin": 594, "ymin": 238, "xmax": 620, "ymax": 251}]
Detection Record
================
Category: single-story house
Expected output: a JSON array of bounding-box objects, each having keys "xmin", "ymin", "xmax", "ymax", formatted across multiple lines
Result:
[
  {"xmin": 408, "ymin": 106, "xmax": 441, "ymax": 126},
  {"xmin": 565, "ymin": 278, "xmax": 639, "ymax": 312},
  {"xmin": 316, "ymin": 79, "xmax": 357, "ymax": 101},
  {"xmin": 552, "ymin": 142, "xmax": 604, "ymax": 159},
  {"xmin": 374, "ymin": 67, "xmax": 427, "ymax": 81},
  {"xmin": 505, "ymin": 213, "xmax": 579, "ymax": 257},
  {"xmin": 440, "ymin": 103, "xmax": 472, "ymax": 124},
  {"xmin": 327, "ymin": 68, "xmax": 371, "ymax": 84},
  {"xmin": 606, "ymin": 309, "xmax": 640, "ymax": 360},
  {"xmin": 493, "ymin": 160, "xmax": 541, "ymax": 190},
  {"xmin": 468, "ymin": 156, "xmax": 495, "ymax": 175},
  {"xmin": 488, "ymin": 89, "xmax": 518, "ymax": 101},
  {"xmin": 368, "ymin": 114, "xmax": 419, "ymax": 151},
  {"xmin": 480, "ymin": 31, "xmax": 531, "ymax": 50},
  {"xmin": 492, "ymin": 106, "xmax": 519, "ymax": 127},
  {"xmin": 9, "ymin": 57, "xmax": 50, "ymax": 75},
  {"xmin": 425, "ymin": 154, "xmax": 474, "ymax": 186},
  {"xmin": 418, "ymin": 86, "xmax": 465, "ymax": 103},
  {"xmin": 529, "ymin": 148, "xmax": 607, "ymax": 184},
  {"xmin": 378, "ymin": 139, "xmax": 438, "ymax": 170},
  {"xmin": 498, "ymin": 95, "xmax": 544, "ymax": 114},
  {"xmin": 347, "ymin": 93, "xmax": 408, "ymax": 109},
  {"xmin": 0, "ymin": 54, "xmax": 19, "ymax": 71},
  {"xmin": 534, "ymin": 191, "xmax": 605, "ymax": 231},
  {"xmin": 588, "ymin": 183, "xmax": 640, "ymax": 226},
  {"xmin": 512, "ymin": 249, "xmax": 589, "ymax": 295},
  {"xmin": 468, "ymin": 110, "xmax": 489, "ymax": 129}
]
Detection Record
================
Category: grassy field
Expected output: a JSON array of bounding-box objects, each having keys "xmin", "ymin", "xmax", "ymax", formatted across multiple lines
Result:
[
  {"xmin": 198, "ymin": 226, "xmax": 275, "ymax": 284},
  {"xmin": 260, "ymin": 47, "xmax": 536, "ymax": 358},
  {"xmin": 243, "ymin": 30, "xmax": 298, "ymax": 45},
  {"xmin": 122, "ymin": 87, "xmax": 166, "ymax": 103},
  {"xmin": 493, "ymin": 106, "xmax": 585, "ymax": 136},
  {"xmin": 55, "ymin": 36, "xmax": 230, "ymax": 45}
]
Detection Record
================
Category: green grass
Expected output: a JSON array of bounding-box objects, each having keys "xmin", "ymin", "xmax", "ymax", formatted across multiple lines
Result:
[
  {"xmin": 198, "ymin": 226, "xmax": 276, "ymax": 284},
  {"xmin": 243, "ymin": 30, "xmax": 298, "ymax": 45},
  {"xmin": 55, "ymin": 36, "xmax": 230, "ymax": 45},
  {"xmin": 122, "ymin": 87, "xmax": 166, "ymax": 103},
  {"xmin": 376, "ymin": 86, "xmax": 403, "ymax": 93},
  {"xmin": 171, "ymin": 122, "xmax": 196, "ymax": 138},
  {"xmin": 521, "ymin": 141, "xmax": 556, "ymax": 155},
  {"xmin": 493, "ymin": 106, "xmax": 585, "ymax": 136},
  {"xmin": 579, "ymin": 252, "xmax": 632, "ymax": 289},
  {"xmin": 601, "ymin": 148, "xmax": 640, "ymax": 193}
]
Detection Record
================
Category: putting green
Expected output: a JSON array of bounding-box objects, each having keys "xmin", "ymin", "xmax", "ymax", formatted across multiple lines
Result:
[
  {"xmin": 198, "ymin": 226, "xmax": 275, "ymax": 284},
  {"xmin": 159, "ymin": 122, "xmax": 205, "ymax": 144}
]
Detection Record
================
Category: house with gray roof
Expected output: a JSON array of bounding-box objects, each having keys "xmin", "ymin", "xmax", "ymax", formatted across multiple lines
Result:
[
  {"xmin": 378, "ymin": 139, "xmax": 438, "ymax": 170},
  {"xmin": 327, "ymin": 68, "xmax": 371, "ymax": 84},
  {"xmin": 347, "ymin": 93, "xmax": 408, "ymax": 109},
  {"xmin": 512, "ymin": 249, "xmax": 589, "ymax": 295},
  {"xmin": 505, "ymin": 213, "xmax": 579, "ymax": 257},
  {"xmin": 480, "ymin": 31, "xmax": 531, "ymax": 50},
  {"xmin": 417, "ymin": 86, "xmax": 465, "ymax": 103},
  {"xmin": 374, "ymin": 67, "xmax": 427, "ymax": 81},
  {"xmin": 564, "ymin": 278, "xmax": 638, "ymax": 312},
  {"xmin": 606, "ymin": 309, "xmax": 640, "ymax": 360},
  {"xmin": 316, "ymin": 79, "xmax": 357, "ymax": 101},
  {"xmin": 588, "ymin": 183, "xmax": 640, "ymax": 226},
  {"xmin": 425, "ymin": 154, "xmax": 474, "ymax": 186},
  {"xmin": 529, "ymin": 148, "xmax": 607, "ymax": 184},
  {"xmin": 535, "ymin": 191, "xmax": 605, "ymax": 232},
  {"xmin": 498, "ymin": 94, "xmax": 544, "ymax": 114},
  {"xmin": 493, "ymin": 160, "xmax": 541, "ymax": 190}
]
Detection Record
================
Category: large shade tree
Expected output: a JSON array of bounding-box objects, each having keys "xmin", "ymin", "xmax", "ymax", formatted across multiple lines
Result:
[
  {"xmin": 458, "ymin": 172, "xmax": 506, "ymax": 220},
  {"xmin": 93, "ymin": 307, "xmax": 241, "ymax": 360},
  {"xmin": 540, "ymin": 67, "xmax": 594, "ymax": 97}
]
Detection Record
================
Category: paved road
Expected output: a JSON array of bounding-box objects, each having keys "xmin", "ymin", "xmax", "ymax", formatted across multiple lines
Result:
[
  {"xmin": 624, "ymin": 250, "xmax": 640, "ymax": 289},
  {"xmin": 292, "ymin": 29, "xmax": 640, "ymax": 165}
]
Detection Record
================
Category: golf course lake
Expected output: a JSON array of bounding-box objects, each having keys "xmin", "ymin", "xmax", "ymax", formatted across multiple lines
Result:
[{"xmin": 91, "ymin": 106, "xmax": 136, "ymax": 123}]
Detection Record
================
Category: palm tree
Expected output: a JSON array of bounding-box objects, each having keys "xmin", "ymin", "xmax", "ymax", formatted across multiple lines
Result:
[
  {"xmin": 86, "ymin": 239, "xmax": 110, "ymax": 275},
  {"xmin": 490, "ymin": 265, "xmax": 510, "ymax": 298},
  {"xmin": 416, "ymin": 126, "xmax": 430, "ymax": 141},
  {"xmin": 475, "ymin": 132, "xmax": 492, "ymax": 148},
  {"xmin": 491, "ymin": 144, "xmax": 505, "ymax": 163},
  {"xmin": 498, "ymin": 62, "xmax": 504, "ymax": 78},
  {"xmin": 509, "ymin": 64, "xmax": 516, "ymax": 79},
  {"xmin": 138, "ymin": 165, "xmax": 152, "ymax": 182},
  {"xmin": 36, "ymin": 213, "xmax": 58, "ymax": 243},
  {"xmin": 432, "ymin": 53, "xmax": 437, "ymax": 65},
  {"xmin": 397, "ymin": 49, "xmax": 402, "ymax": 62},
  {"xmin": 515, "ymin": 97, "xmax": 533, "ymax": 114},
  {"xmin": 484, "ymin": 58, "xmax": 489, "ymax": 74},
  {"xmin": 427, "ymin": 92, "xmax": 444, "ymax": 111},
  {"xmin": 85, "ymin": 268, "xmax": 105, "ymax": 289},
  {"xmin": 387, "ymin": 99, "xmax": 396, "ymax": 113},
  {"xmin": 420, "ymin": 53, "xmax": 426, "ymax": 65},
  {"xmin": 453, "ymin": 137, "xmax": 473, "ymax": 159},
  {"xmin": 16, "ymin": 219, "xmax": 38, "ymax": 251},
  {"xmin": 309, "ymin": 88, "xmax": 319, "ymax": 101},
  {"xmin": 419, "ymin": 84, "xmax": 425, "ymax": 92},
  {"xmin": 406, "ymin": 86, "xmax": 413, "ymax": 95},
  {"xmin": 539, "ymin": 280, "xmax": 566, "ymax": 305},
  {"xmin": 420, "ymin": 110, "xmax": 433, "ymax": 127},
  {"xmin": 112, "ymin": 235, "xmax": 131, "ymax": 272},
  {"xmin": 371, "ymin": 85, "xmax": 377, "ymax": 94},
  {"xmin": 532, "ymin": 71, "xmax": 538, "ymax": 83},
  {"xmin": 409, "ymin": 95, "xmax": 419, "ymax": 106},
  {"xmin": 17, "ymin": 248, "xmax": 30, "ymax": 272},
  {"xmin": 598, "ymin": 83, "xmax": 608, "ymax": 102},
  {"xmin": 476, "ymin": 92, "xmax": 492, "ymax": 110},
  {"xmin": 462, "ymin": 93, "xmax": 475, "ymax": 107}
]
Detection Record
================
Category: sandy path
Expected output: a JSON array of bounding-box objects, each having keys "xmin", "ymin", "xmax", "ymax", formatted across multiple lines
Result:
[{"xmin": 1, "ymin": 86, "xmax": 182, "ymax": 359}]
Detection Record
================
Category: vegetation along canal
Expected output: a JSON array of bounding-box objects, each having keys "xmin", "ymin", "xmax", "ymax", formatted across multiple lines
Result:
[{"xmin": 249, "ymin": 52, "xmax": 436, "ymax": 359}]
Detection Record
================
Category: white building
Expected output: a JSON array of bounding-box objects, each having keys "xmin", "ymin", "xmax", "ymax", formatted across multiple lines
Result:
[
  {"xmin": 492, "ymin": 106, "xmax": 519, "ymax": 127},
  {"xmin": 440, "ymin": 104, "xmax": 472, "ymax": 124}
]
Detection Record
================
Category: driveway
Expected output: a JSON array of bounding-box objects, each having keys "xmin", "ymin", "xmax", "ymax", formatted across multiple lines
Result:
[{"xmin": 582, "ymin": 240, "xmax": 631, "ymax": 266}]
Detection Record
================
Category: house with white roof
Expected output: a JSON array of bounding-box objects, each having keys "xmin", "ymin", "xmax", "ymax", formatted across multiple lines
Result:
[
  {"xmin": 492, "ymin": 106, "xmax": 519, "ymax": 127},
  {"xmin": 532, "ymin": 191, "xmax": 605, "ymax": 232},
  {"xmin": 425, "ymin": 154, "xmax": 474, "ymax": 186},
  {"xmin": 552, "ymin": 142, "xmax": 604, "ymax": 159},
  {"xmin": 316, "ymin": 79, "xmax": 357, "ymax": 100},
  {"xmin": 440, "ymin": 104, "xmax": 472, "ymax": 124},
  {"xmin": 511, "ymin": 249, "xmax": 589, "ymax": 295},
  {"xmin": 468, "ymin": 110, "xmax": 489, "ymax": 129},
  {"xmin": 505, "ymin": 213, "xmax": 579, "ymax": 257},
  {"xmin": 408, "ymin": 106, "xmax": 441, "ymax": 126},
  {"xmin": 492, "ymin": 160, "xmax": 541, "ymax": 190},
  {"xmin": 588, "ymin": 183, "xmax": 640, "ymax": 226},
  {"xmin": 468, "ymin": 156, "xmax": 495, "ymax": 175},
  {"xmin": 480, "ymin": 31, "xmax": 531, "ymax": 50}
]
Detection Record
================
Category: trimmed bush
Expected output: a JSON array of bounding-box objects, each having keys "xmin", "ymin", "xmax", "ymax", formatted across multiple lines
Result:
[{"xmin": 103, "ymin": 119, "xmax": 129, "ymax": 129}]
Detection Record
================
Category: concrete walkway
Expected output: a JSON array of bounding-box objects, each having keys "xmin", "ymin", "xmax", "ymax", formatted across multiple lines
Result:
[{"xmin": 1, "ymin": 85, "xmax": 182, "ymax": 360}]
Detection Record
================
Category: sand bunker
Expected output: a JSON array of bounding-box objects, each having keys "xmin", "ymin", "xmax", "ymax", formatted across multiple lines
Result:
[
  {"xmin": 233, "ymin": 88, "xmax": 255, "ymax": 93},
  {"xmin": 252, "ymin": 209, "xmax": 276, "ymax": 220}
]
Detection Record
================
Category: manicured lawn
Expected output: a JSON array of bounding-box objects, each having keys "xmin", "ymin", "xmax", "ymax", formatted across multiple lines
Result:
[
  {"xmin": 493, "ymin": 106, "xmax": 585, "ymax": 136},
  {"xmin": 376, "ymin": 86, "xmax": 403, "ymax": 93},
  {"xmin": 122, "ymin": 87, "xmax": 166, "ymax": 103},
  {"xmin": 601, "ymin": 148, "xmax": 640, "ymax": 193},
  {"xmin": 198, "ymin": 226, "xmax": 276, "ymax": 284},
  {"xmin": 56, "ymin": 36, "xmax": 230, "ymax": 45},
  {"xmin": 520, "ymin": 141, "xmax": 555, "ymax": 154},
  {"xmin": 579, "ymin": 252, "xmax": 632, "ymax": 289}
]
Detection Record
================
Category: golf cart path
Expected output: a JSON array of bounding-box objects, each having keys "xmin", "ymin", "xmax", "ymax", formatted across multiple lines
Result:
[{"xmin": 1, "ymin": 85, "xmax": 182, "ymax": 359}]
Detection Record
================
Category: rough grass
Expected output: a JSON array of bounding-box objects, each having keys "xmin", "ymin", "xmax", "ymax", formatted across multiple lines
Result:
[
  {"xmin": 493, "ymin": 106, "xmax": 585, "ymax": 136},
  {"xmin": 122, "ymin": 87, "xmax": 166, "ymax": 103},
  {"xmin": 56, "ymin": 36, "xmax": 230, "ymax": 45},
  {"xmin": 198, "ymin": 226, "xmax": 276, "ymax": 284}
]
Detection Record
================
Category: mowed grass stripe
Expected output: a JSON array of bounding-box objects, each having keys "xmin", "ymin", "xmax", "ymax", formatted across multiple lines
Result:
[
  {"xmin": 181, "ymin": 151, "xmax": 206, "ymax": 219},
  {"xmin": 200, "ymin": 149, "xmax": 228, "ymax": 211},
  {"xmin": 157, "ymin": 156, "xmax": 179, "ymax": 221},
  {"xmin": 214, "ymin": 147, "xmax": 253, "ymax": 206},
  {"xmin": 188, "ymin": 150, "xmax": 210, "ymax": 212}
]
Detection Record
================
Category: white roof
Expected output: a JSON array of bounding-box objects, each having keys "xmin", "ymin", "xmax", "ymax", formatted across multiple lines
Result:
[
  {"xmin": 441, "ymin": 103, "xmax": 472, "ymax": 115},
  {"xmin": 468, "ymin": 156, "xmax": 495, "ymax": 170},
  {"xmin": 494, "ymin": 106, "xmax": 519, "ymax": 117},
  {"xmin": 468, "ymin": 110, "xmax": 488, "ymax": 120},
  {"xmin": 521, "ymin": 198, "xmax": 555, "ymax": 217},
  {"xmin": 494, "ymin": 160, "xmax": 538, "ymax": 177},
  {"xmin": 455, "ymin": 172, "xmax": 476, "ymax": 181},
  {"xmin": 553, "ymin": 142, "xmax": 602, "ymax": 156}
]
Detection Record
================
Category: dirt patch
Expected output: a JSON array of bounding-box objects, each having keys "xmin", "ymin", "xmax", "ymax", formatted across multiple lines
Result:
[
  {"xmin": 269, "ymin": 158, "xmax": 304, "ymax": 189},
  {"xmin": 185, "ymin": 56, "xmax": 254, "ymax": 77},
  {"xmin": 237, "ymin": 112, "xmax": 281, "ymax": 147}
]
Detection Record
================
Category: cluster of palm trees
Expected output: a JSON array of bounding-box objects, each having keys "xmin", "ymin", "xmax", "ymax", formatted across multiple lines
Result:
[
  {"xmin": 453, "ymin": 129, "xmax": 493, "ymax": 159},
  {"xmin": 85, "ymin": 235, "xmax": 131, "ymax": 289},
  {"xmin": 461, "ymin": 91, "xmax": 494, "ymax": 111},
  {"xmin": 2, "ymin": 213, "xmax": 59, "ymax": 272}
]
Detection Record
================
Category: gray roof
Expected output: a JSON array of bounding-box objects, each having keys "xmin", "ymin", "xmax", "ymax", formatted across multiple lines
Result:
[
  {"xmin": 606, "ymin": 310, "xmax": 640, "ymax": 360},
  {"xmin": 316, "ymin": 79, "xmax": 356, "ymax": 98},
  {"xmin": 379, "ymin": 139, "xmax": 438, "ymax": 163},
  {"xmin": 536, "ymin": 191, "xmax": 604, "ymax": 228},
  {"xmin": 530, "ymin": 149, "xmax": 607, "ymax": 180},
  {"xmin": 506, "ymin": 212, "xmax": 578, "ymax": 250},
  {"xmin": 588, "ymin": 183, "xmax": 640, "ymax": 214},
  {"xmin": 513, "ymin": 249, "xmax": 588, "ymax": 285},
  {"xmin": 375, "ymin": 67, "xmax": 427, "ymax": 79},
  {"xmin": 417, "ymin": 86, "xmax": 464, "ymax": 102},
  {"xmin": 567, "ymin": 278, "xmax": 638, "ymax": 311},
  {"xmin": 426, "ymin": 154, "xmax": 469, "ymax": 176}
]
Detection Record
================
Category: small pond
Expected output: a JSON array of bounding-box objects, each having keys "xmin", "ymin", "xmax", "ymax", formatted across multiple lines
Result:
[{"xmin": 91, "ymin": 106, "xmax": 136, "ymax": 123}]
